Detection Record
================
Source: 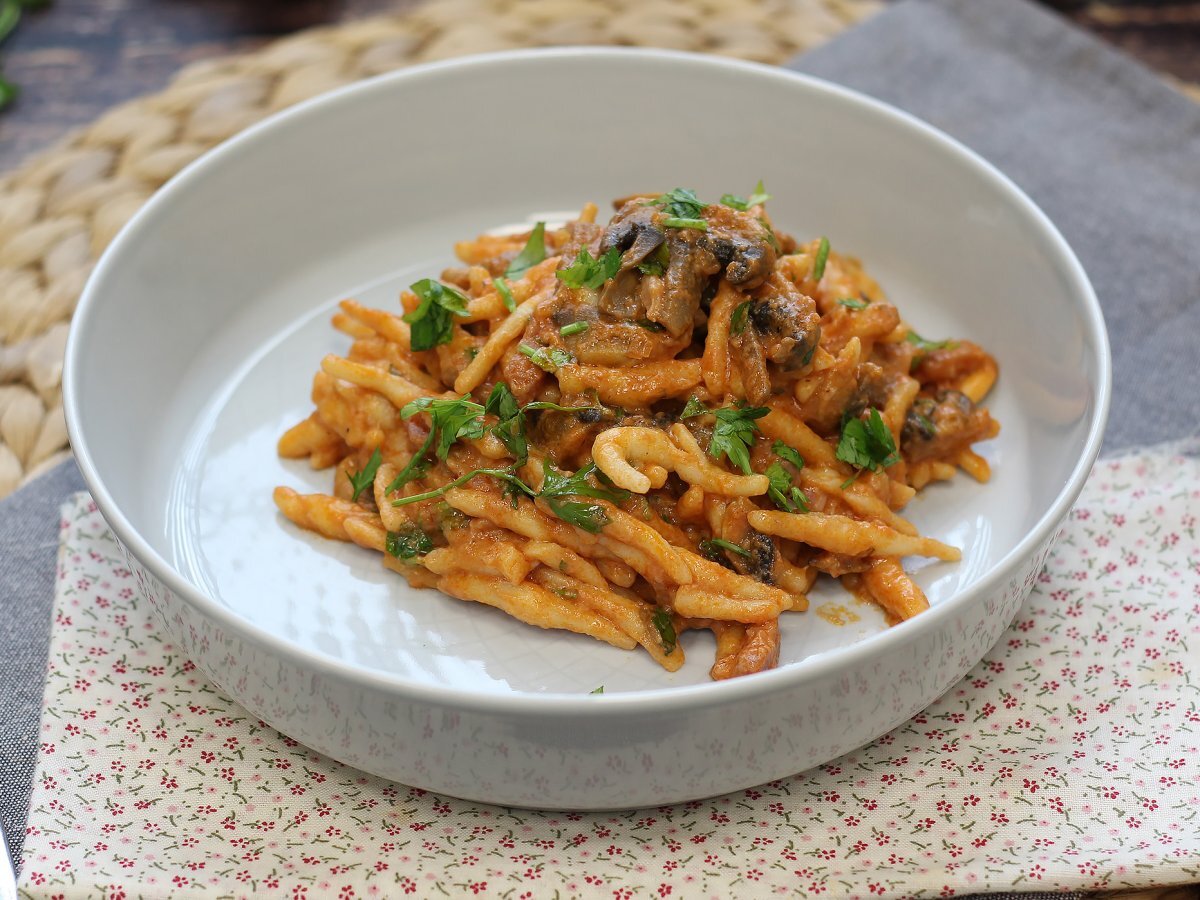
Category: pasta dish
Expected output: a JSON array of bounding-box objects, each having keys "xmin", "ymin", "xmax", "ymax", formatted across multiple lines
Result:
[{"xmin": 274, "ymin": 187, "xmax": 999, "ymax": 680}]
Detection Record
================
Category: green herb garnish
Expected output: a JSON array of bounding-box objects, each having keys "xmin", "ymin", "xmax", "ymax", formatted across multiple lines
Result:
[
  {"xmin": 590, "ymin": 685, "xmax": 605, "ymax": 694},
  {"xmin": 836, "ymin": 408, "xmax": 900, "ymax": 474},
  {"xmin": 400, "ymin": 395, "xmax": 487, "ymax": 461},
  {"xmin": 811, "ymin": 237, "xmax": 830, "ymax": 282},
  {"xmin": 557, "ymin": 246, "xmax": 622, "ymax": 290},
  {"xmin": 483, "ymin": 382, "xmax": 589, "ymax": 467},
  {"xmin": 519, "ymin": 343, "xmax": 575, "ymax": 372},
  {"xmin": 731, "ymin": 301, "xmax": 752, "ymax": 336},
  {"xmin": 402, "ymin": 279, "xmax": 471, "ymax": 351},
  {"xmin": 494, "ymin": 276, "xmax": 517, "ymax": 313},
  {"xmin": 649, "ymin": 187, "xmax": 706, "ymax": 220},
  {"xmin": 905, "ymin": 330, "xmax": 957, "ymax": 352},
  {"xmin": 662, "ymin": 216, "xmax": 707, "ymax": 231},
  {"xmin": 680, "ymin": 396, "xmax": 709, "ymax": 419},
  {"xmin": 537, "ymin": 461, "xmax": 630, "ymax": 533},
  {"xmin": 710, "ymin": 404, "xmax": 769, "ymax": 475},
  {"xmin": 837, "ymin": 297, "xmax": 870, "ymax": 310},
  {"xmin": 347, "ymin": 447, "xmax": 382, "ymax": 502},
  {"xmin": 765, "ymin": 461, "xmax": 809, "ymax": 514},
  {"xmin": 505, "ymin": 222, "xmax": 546, "ymax": 280},
  {"xmin": 392, "ymin": 467, "xmax": 535, "ymax": 508},
  {"xmin": 772, "ymin": 440, "xmax": 805, "ymax": 471},
  {"xmin": 699, "ymin": 537, "xmax": 752, "ymax": 559},
  {"xmin": 559, "ymin": 321, "xmax": 589, "ymax": 337},
  {"xmin": 385, "ymin": 526, "xmax": 433, "ymax": 561},
  {"xmin": 720, "ymin": 180, "xmax": 771, "ymax": 211},
  {"xmin": 651, "ymin": 608, "xmax": 677, "ymax": 655},
  {"xmin": 637, "ymin": 243, "xmax": 671, "ymax": 277}
]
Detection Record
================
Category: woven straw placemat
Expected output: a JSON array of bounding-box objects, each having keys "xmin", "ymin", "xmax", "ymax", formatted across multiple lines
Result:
[{"xmin": 0, "ymin": 0, "xmax": 882, "ymax": 499}]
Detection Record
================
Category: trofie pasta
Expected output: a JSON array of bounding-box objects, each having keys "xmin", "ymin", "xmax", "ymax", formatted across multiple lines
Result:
[{"xmin": 275, "ymin": 187, "xmax": 1000, "ymax": 680}]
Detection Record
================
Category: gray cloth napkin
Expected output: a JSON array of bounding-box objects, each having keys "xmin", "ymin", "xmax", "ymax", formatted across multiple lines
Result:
[{"xmin": 3, "ymin": 0, "xmax": 1198, "ymax": 876}]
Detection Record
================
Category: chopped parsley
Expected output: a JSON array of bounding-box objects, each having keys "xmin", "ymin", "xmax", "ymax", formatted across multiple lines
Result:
[
  {"xmin": 559, "ymin": 321, "xmax": 589, "ymax": 337},
  {"xmin": 483, "ymin": 382, "xmax": 589, "ymax": 467},
  {"xmin": 699, "ymin": 537, "xmax": 752, "ymax": 559},
  {"xmin": 637, "ymin": 243, "xmax": 671, "ymax": 277},
  {"xmin": 519, "ymin": 343, "xmax": 575, "ymax": 372},
  {"xmin": 347, "ymin": 447, "xmax": 382, "ymax": 502},
  {"xmin": 837, "ymin": 297, "xmax": 870, "ymax": 310},
  {"xmin": 905, "ymin": 330, "xmax": 957, "ymax": 352},
  {"xmin": 836, "ymin": 408, "xmax": 900, "ymax": 474},
  {"xmin": 493, "ymin": 276, "xmax": 517, "ymax": 313},
  {"xmin": 385, "ymin": 526, "xmax": 433, "ymax": 561},
  {"xmin": 720, "ymin": 180, "xmax": 771, "ymax": 211},
  {"xmin": 772, "ymin": 440, "xmax": 805, "ymax": 471},
  {"xmin": 504, "ymin": 222, "xmax": 546, "ymax": 280},
  {"xmin": 710, "ymin": 404, "xmax": 769, "ymax": 475},
  {"xmin": 649, "ymin": 187, "xmax": 706, "ymax": 220},
  {"xmin": 651, "ymin": 608, "xmax": 677, "ymax": 655},
  {"xmin": 557, "ymin": 246, "xmax": 622, "ymax": 290},
  {"xmin": 731, "ymin": 301, "xmax": 752, "ymax": 336},
  {"xmin": 402, "ymin": 279, "xmax": 471, "ymax": 351},
  {"xmin": 811, "ymin": 237, "xmax": 830, "ymax": 282},
  {"xmin": 680, "ymin": 396, "xmax": 709, "ymax": 419},
  {"xmin": 765, "ymin": 461, "xmax": 809, "ymax": 513},
  {"xmin": 590, "ymin": 685, "xmax": 605, "ymax": 695},
  {"xmin": 765, "ymin": 440, "xmax": 807, "ymax": 513},
  {"xmin": 391, "ymin": 467, "xmax": 535, "ymax": 508},
  {"xmin": 662, "ymin": 216, "xmax": 707, "ymax": 231},
  {"xmin": 400, "ymin": 395, "xmax": 487, "ymax": 461},
  {"xmin": 538, "ymin": 461, "xmax": 630, "ymax": 534}
]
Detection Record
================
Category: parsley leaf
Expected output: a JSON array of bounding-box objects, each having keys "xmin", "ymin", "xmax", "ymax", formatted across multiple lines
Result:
[
  {"xmin": 811, "ymin": 237, "xmax": 830, "ymax": 282},
  {"xmin": 392, "ymin": 467, "xmax": 534, "ymax": 508},
  {"xmin": 710, "ymin": 404, "xmax": 769, "ymax": 475},
  {"xmin": 772, "ymin": 440, "xmax": 804, "ymax": 471},
  {"xmin": 483, "ymin": 382, "xmax": 590, "ymax": 467},
  {"xmin": 837, "ymin": 297, "xmax": 870, "ymax": 310},
  {"xmin": 662, "ymin": 216, "xmax": 707, "ymax": 231},
  {"xmin": 347, "ymin": 447, "xmax": 382, "ymax": 502},
  {"xmin": 590, "ymin": 685, "xmax": 605, "ymax": 695},
  {"xmin": 400, "ymin": 395, "xmax": 486, "ymax": 461},
  {"xmin": 680, "ymin": 396, "xmax": 709, "ymax": 419},
  {"xmin": 493, "ymin": 276, "xmax": 517, "ymax": 313},
  {"xmin": 385, "ymin": 526, "xmax": 433, "ymax": 561},
  {"xmin": 651, "ymin": 608, "xmax": 677, "ymax": 655},
  {"xmin": 905, "ymin": 330, "xmax": 957, "ymax": 352},
  {"xmin": 538, "ymin": 461, "xmax": 630, "ymax": 534},
  {"xmin": 637, "ymin": 243, "xmax": 671, "ymax": 277},
  {"xmin": 765, "ymin": 461, "xmax": 809, "ymax": 513},
  {"xmin": 505, "ymin": 222, "xmax": 546, "ymax": 280},
  {"xmin": 385, "ymin": 431, "xmax": 435, "ymax": 494},
  {"xmin": 731, "ymin": 301, "xmax": 752, "ymax": 335},
  {"xmin": 836, "ymin": 408, "xmax": 900, "ymax": 473},
  {"xmin": 650, "ymin": 187, "xmax": 706, "ymax": 219},
  {"xmin": 556, "ymin": 246, "xmax": 623, "ymax": 290},
  {"xmin": 519, "ymin": 343, "xmax": 575, "ymax": 372},
  {"xmin": 720, "ymin": 180, "xmax": 771, "ymax": 211},
  {"xmin": 402, "ymin": 279, "xmax": 471, "ymax": 351},
  {"xmin": 699, "ymin": 537, "xmax": 752, "ymax": 559}
]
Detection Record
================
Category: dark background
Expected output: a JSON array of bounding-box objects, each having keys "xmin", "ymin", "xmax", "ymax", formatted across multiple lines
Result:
[{"xmin": 0, "ymin": 0, "xmax": 1197, "ymax": 174}]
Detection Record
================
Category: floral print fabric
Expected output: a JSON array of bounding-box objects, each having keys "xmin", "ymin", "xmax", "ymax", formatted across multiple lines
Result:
[{"xmin": 18, "ymin": 448, "xmax": 1200, "ymax": 898}]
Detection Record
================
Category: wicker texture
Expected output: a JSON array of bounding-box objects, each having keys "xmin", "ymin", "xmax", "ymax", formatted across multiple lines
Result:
[{"xmin": 0, "ymin": 0, "xmax": 882, "ymax": 498}]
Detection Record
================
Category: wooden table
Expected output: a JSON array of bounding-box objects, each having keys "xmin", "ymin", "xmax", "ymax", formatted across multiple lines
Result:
[{"xmin": 0, "ymin": 0, "xmax": 1198, "ymax": 173}]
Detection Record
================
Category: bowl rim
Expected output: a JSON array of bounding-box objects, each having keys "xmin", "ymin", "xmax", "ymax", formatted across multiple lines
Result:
[{"xmin": 63, "ymin": 46, "xmax": 1112, "ymax": 716}]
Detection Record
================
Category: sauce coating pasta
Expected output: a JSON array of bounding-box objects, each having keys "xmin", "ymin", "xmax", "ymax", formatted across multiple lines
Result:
[{"xmin": 275, "ymin": 189, "xmax": 1000, "ymax": 680}]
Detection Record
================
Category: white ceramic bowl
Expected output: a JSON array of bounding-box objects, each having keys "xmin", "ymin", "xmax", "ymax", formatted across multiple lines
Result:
[{"xmin": 64, "ymin": 48, "xmax": 1109, "ymax": 809}]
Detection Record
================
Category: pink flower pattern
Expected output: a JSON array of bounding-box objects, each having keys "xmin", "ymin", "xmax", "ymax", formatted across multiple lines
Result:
[{"xmin": 17, "ymin": 448, "xmax": 1200, "ymax": 898}]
